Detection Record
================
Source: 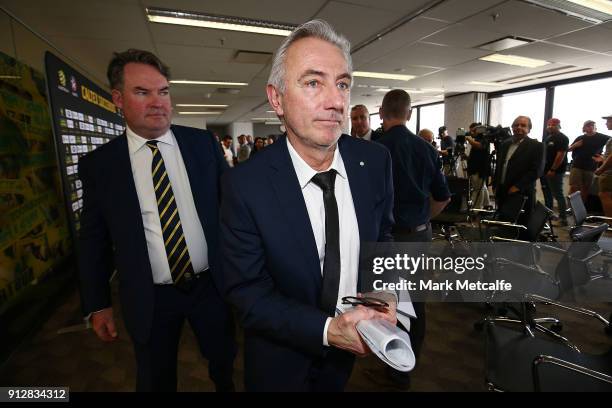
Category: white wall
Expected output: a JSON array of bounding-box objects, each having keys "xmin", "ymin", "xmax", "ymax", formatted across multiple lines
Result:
[
  {"xmin": 171, "ymin": 116, "xmax": 207, "ymax": 130},
  {"xmin": 230, "ymin": 122, "xmax": 254, "ymax": 144}
]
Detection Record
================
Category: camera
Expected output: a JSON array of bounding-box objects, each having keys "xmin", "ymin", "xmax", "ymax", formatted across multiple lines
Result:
[{"xmin": 476, "ymin": 125, "xmax": 512, "ymax": 146}]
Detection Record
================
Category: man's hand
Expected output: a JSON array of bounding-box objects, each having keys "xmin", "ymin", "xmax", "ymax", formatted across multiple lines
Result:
[
  {"xmin": 508, "ymin": 185, "xmax": 520, "ymax": 194},
  {"xmin": 91, "ymin": 307, "xmax": 118, "ymax": 342},
  {"xmin": 327, "ymin": 306, "xmax": 390, "ymax": 357},
  {"xmin": 595, "ymin": 167, "xmax": 604, "ymax": 176},
  {"xmin": 360, "ymin": 291, "xmax": 397, "ymax": 326},
  {"xmin": 546, "ymin": 170, "xmax": 556, "ymax": 177}
]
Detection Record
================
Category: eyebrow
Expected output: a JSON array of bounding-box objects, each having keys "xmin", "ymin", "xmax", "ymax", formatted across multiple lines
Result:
[
  {"xmin": 298, "ymin": 69, "xmax": 352, "ymax": 82},
  {"xmin": 134, "ymin": 86, "xmax": 170, "ymax": 92}
]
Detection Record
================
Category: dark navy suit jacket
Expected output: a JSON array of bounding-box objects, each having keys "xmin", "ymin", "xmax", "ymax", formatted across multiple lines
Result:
[
  {"xmin": 77, "ymin": 125, "xmax": 227, "ymax": 344},
  {"xmin": 217, "ymin": 134, "xmax": 394, "ymax": 391}
]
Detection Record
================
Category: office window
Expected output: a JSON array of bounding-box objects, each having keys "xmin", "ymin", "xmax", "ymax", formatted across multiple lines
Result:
[
  {"xmin": 418, "ymin": 103, "xmax": 444, "ymax": 135},
  {"xmin": 489, "ymin": 89, "xmax": 546, "ymax": 140},
  {"xmin": 553, "ymin": 77, "xmax": 612, "ymax": 145},
  {"xmin": 370, "ymin": 113, "xmax": 382, "ymax": 133},
  {"xmin": 369, "ymin": 112, "xmax": 416, "ymax": 134}
]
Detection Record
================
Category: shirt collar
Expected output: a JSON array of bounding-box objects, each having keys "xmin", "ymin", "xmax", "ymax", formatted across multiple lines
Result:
[
  {"xmin": 126, "ymin": 125, "xmax": 174, "ymax": 155},
  {"xmin": 286, "ymin": 137, "xmax": 347, "ymax": 190}
]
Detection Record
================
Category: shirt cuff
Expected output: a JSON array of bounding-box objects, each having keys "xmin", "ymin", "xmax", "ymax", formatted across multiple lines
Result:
[{"xmin": 323, "ymin": 317, "xmax": 332, "ymax": 347}]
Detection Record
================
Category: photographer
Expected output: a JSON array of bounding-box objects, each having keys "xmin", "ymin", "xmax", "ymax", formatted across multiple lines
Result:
[{"xmin": 466, "ymin": 122, "xmax": 491, "ymax": 209}]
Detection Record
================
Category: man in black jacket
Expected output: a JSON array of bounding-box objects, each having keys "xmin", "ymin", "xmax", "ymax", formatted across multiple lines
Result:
[{"xmin": 494, "ymin": 115, "xmax": 545, "ymax": 226}]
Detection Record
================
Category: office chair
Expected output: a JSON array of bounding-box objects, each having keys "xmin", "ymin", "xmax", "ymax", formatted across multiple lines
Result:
[
  {"xmin": 431, "ymin": 176, "xmax": 471, "ymax": 242},
  {"xmin": 480, "ymin": 223, "xmax": 611, "ymax": 338},
  {"xmin": 484, "ymin": 317, "xmax": 612, "ymax": 392},
  {"xmin": 457, "ymin": 193, "xmax": 528, "ymax": 242},
  {"xmin": 568, "ymin": 191, "xmax": 612, "ymax": 235}
]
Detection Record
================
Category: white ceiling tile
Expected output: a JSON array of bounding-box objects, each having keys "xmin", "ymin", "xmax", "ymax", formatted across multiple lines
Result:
[
  {"xmin": 351, "ymin": 17, "xmax": 449, "ymax": 66},
  {"xmin": 547, "ymin": 26, "xmax": 612, "ymax": 53},
  {"xmin": 424, "ymin": 0, "xmax": 509, "ymax": 23},
  {"xmin": 392, "ymin": 42, "xmax": 491, "ymax": 68},
  {"xmin": 423, "ymin": 23, "xmax": 509, "ymax": 48},
  {"xmin": 149, "ymin": 24, "xmax": 285, "ymax": 53},
  {"xmin": 315, "ymin": 1, "xmax": 400, "ymax": 45},
  {"xmin": 459, "ymin": 0, "xmax": 593, "ymax": 40},
  {"xmin": 508, "ymin": 42, "xmax": 599, "ymax": 64},
  {"xmin": 339, "ymin": 0, "xmax": 432, "ymax": 13}
]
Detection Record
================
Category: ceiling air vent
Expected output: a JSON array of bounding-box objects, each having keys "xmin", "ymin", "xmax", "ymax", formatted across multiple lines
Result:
[{"xmin": 233, "ymin": 50, "xmax": 272, "ymax": 64}]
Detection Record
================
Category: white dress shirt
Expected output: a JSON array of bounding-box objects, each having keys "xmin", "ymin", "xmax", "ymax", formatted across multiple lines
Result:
[
  {"xmin": 286, "ymin": 138, "xmax": 360, "ymax": 346},
  {"xmin": 357, "ymin": 129, "xmax": 372, "ymax": 141},
  {"xmin": 126, "ymin": 126, "xmax": 208, "ymax": 284}
]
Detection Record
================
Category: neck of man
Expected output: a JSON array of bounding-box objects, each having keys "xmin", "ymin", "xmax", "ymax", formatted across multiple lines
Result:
[
  {"xmin": 356, "ymin": 128, "xmax": 370, "ymax": 138},
  {"xmin": 382, "ymin": 118, "xmax": 405, "ymax": 131},
  {"xmin": 287, "ymin": 133, "xmax": 336, "ymax": 172},
  {"xmin": 128, "ymin": 123, "xmax": 169, "ymax": 140}
]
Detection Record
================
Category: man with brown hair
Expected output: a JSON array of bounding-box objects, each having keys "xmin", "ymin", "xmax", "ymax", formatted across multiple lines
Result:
[{"xmin": 78, "ymin": 49, "xmax": 236, "ymax": 391}]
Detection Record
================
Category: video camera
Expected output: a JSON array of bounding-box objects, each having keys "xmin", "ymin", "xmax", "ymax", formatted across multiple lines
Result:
[{"xmin": 474, "ymin": 124, "xmax": 512, "ymax": 146}]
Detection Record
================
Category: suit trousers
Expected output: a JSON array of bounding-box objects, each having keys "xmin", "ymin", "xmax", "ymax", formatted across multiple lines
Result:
[{"xmin": 132, "ymin": 272, "xmax": 237, "ymax": 391}]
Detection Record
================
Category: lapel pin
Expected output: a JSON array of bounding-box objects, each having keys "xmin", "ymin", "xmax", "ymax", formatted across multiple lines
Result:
[{"xmin": 360, "ymin": 161, "xmax": 365, "ymax": 167}]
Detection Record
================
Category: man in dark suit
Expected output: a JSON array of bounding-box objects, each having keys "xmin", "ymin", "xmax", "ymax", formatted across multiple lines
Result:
[
  {"xmin": 494, "ymin": 115, "xmax": 545, "ymax": 226},
  {"xmin": 216, "ymin": 20, "xmax": 397, "ymax": 392},
  {"xmin": 77, "ymin": 49, "xmax": 236, "ymax": 391}
]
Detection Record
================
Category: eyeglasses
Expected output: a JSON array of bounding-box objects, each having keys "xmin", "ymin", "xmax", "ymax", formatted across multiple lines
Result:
[{"xmin": 341, "ymin": 296, "xmax": 389, "ymax": 310}]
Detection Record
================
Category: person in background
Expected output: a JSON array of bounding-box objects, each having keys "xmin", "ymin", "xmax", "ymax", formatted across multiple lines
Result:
[
  {"xmin": 568, "ymin": 120, "xmax": 609, "ymax": 203},
  {"xmin": 594, "ymin": 114, "xmax": 612, "ymax": 217},
  {"xmin": 542, "ymin": 118, "xmax": 569, "ymax": 225}
]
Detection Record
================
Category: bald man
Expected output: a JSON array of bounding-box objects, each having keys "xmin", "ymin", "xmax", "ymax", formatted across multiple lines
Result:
[{"xmin": 493, "ymin": 115, "xmax": 545, "ymax": 226}]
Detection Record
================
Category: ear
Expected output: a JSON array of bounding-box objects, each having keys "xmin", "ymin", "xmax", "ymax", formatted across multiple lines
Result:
[
  {"xmin": 266, "ymin": 84, "xmax": 284, "ymax": 117},
  {"xmin": 407, "ymin": 108, "xmax": 413, "ymax": 122},
  {"xmin": 112, "ymin": 89, "xmax": 123, "ymax": 110}
]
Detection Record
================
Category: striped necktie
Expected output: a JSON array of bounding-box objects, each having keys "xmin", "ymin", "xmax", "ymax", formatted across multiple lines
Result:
[{"xmin": 146, "ymin": 140, "xmax": 194, "ymax": 289}]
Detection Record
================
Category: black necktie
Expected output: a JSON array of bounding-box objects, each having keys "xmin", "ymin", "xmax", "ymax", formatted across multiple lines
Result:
[
  {"xmin": 311, "ymin": 170, "xmax": 341, "ymax": 316},
  {"xmin": 146, "ymin": 141, "xmax": 194, "ymax": 290}
]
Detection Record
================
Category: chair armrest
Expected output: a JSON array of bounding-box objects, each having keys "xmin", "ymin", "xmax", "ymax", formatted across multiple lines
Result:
[
  {"xmin": 586, "ymin": 215, "xmax": 612, "ymax": 223},
  {"xmin": 490, "ymin": 236, "xmax": 528, "ymax": 243},
  {"xmin": 525, "ymin": 294, "xmax": 611, "ymax": 327},
  {"xmin": 482, "ymin": 220, "xmax": 527, "ymax": 230},
  {"xmin": 532, "ymin": 355, "xmax": 612, "ymax": 392}
]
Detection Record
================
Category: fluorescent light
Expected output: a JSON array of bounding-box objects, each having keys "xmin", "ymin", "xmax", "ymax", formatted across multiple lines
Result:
[
  {"xmin": 251, "ymin": 117, "xmax": 277, "ymax": 121},
  {"xmin": 265, "ymin": 121, "xmax": 282, "ymax": 125},
  {"xmin": 479, "ymin": 54, "xmax": 550, "ymax": 68},
  {"xmin": 566, "ymin": 0, "xmax": 612, "ymax": 15},
  {"xmin": 375, "ymin": 88, "xmax": 393, "ymax": 92},
  {"xmin": 178, "ymin": 111, "xmax": 222, "ymax": 115},
  {"xmin": 0, "ymin": 75, "xmax": 21, "ymax": 79},
  {"xmin": 146, "ymin": 8, "xmax": 296, "ymax": 36},
  {"xmin": 171, "ymin": 80, "xmax": 248, "ymax": 86},
  {"xmin": 176, "ymin": 104, "xmax": 228, "ymax": 108},
  {"xmin": 353, "ymin": 71, "xmax": 416, "ymax": 81},
  {"xmin": 468, "ymin": 81, "xmax": 504, "ymax": 87},
  {"xmin": 266, "ymin": 110, "xmax": 276, "ymax": 113}
]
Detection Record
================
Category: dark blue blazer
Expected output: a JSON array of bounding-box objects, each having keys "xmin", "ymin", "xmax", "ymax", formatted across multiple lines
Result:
[
  {"xmin": 217, "ymin": 134, "xmax": 394, "ymax": 391},
  {"xmin": 77, "ymin": 125, "xmax": 227, "ymax": 344}
]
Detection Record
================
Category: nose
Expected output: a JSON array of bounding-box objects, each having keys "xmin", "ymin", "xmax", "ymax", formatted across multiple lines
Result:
[{"xmin": 323, "ymin": 83, "xmax": 347, "ymax": 113}]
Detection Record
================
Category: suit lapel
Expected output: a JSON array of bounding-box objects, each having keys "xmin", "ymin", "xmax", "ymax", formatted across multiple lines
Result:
[
  {"xmin": 172, "ymin": 126, "xmax": 214, "ymax": 232},
  {"xmin": 268, "ymin": 137, "xmax": 322, "ymax": 287},
  {"xmin": 338, "ymin": 136, "xmax": 374, "ymax": 241},
  {"xmin": 109, "ymin": 134, "xmax": 148, "ymax": 258}
]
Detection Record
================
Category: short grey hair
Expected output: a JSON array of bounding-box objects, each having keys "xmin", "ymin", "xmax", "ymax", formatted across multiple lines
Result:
[{"xmin": 268, "ymin": 19, "xmax": 352, "ymax": 93}]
